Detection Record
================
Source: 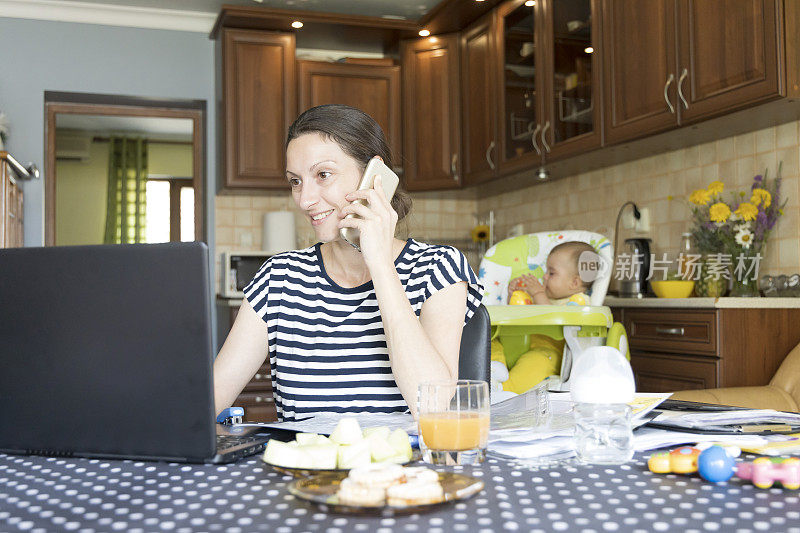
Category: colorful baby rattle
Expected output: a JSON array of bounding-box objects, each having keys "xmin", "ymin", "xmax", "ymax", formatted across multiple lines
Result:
[
  {"xmin": 648, "ymin": 446, "xmax": 701, "ymax": 474},
  {"xmin": 736, "ymin": 457, "xmax": 800, "ymax": 489},
  {"xmin": 648, "ymin": 445, "xmax": 736, "ymax": 482}
]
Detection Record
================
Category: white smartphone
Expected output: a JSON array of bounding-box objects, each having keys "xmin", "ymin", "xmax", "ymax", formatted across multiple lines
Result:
[{"xmin": 340, "ymin": 156, "xmax": 400, "ymax": 250}]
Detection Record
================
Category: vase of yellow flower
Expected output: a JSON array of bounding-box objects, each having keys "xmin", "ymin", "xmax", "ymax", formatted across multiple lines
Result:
[
  {"xmin": 694, "ymin": 253, "xmax": 729, "ymax": 297},
  {"xmin": 688, "ymin": 165, "xmax": 786, "ymax": 297}
]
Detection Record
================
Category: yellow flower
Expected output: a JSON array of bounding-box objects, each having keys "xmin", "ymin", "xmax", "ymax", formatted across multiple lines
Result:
[
  {"xmin": 471, "ymin": 224, "xmax": 490, "ymax": 242},
  {"xmin": 735, "ymin": 202, "xmax": 758, "ymax": 221},
  {"xmin": 689, "ymin": 189, "xmax": 711, "ymax": 206},
  {"xmin": 706, "ymin": 181, "xmax": 724, "ymax": 196},
  {"xmin": 750, "ymin": 188, "xmax": 772, "ymax": 208},
  {"xmin": 709, "ymin": 202, "xmax": 731, "ymax": 223}
]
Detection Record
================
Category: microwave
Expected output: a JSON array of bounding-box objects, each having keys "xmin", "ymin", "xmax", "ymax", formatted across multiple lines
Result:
[{"xmin": 220, "ymin": 251, "xmax": 273, "ymax": 298}]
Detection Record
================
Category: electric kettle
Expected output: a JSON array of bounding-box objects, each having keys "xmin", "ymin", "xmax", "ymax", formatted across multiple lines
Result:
[{"xmin": 618, "ymin": 238, "xmax": 652, "ymax": 298}]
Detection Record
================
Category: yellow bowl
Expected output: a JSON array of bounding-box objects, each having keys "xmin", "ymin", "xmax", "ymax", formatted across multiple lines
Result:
[{"xmin": 651, "ymin": 280, "xmax": 695, "ymax": 298}]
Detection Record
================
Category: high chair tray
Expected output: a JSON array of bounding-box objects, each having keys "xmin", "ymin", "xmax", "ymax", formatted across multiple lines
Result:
[{"xmin": 486, "ymin": 305, "xmax": 613, "ymax": 326}]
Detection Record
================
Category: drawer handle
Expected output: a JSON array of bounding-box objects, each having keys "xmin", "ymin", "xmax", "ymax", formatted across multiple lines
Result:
[{"xmin": 655, "ymin": 326, "xmax": 685, "ymax": 336}]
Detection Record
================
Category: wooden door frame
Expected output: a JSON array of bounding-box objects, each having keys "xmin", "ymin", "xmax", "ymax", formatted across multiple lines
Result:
[{"xmin": 44, "ymin": 92, "xmax": 206, "ymax": 246}]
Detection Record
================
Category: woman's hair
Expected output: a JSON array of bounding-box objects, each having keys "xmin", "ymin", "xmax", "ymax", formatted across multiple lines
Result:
[{"xmin": 287, "ymin": 104, "xmax": 412, "ymax": 221}]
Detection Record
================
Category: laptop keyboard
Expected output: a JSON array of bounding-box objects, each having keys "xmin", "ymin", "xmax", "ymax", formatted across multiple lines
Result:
[{"xmin": 213, "ymin": 434, "xmax": 268, "ymax": 464}]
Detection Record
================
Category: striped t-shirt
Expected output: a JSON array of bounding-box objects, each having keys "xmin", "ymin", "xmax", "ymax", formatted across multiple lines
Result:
[{"xmin": 243, "ymin": 239, "xmax": 483, "ymax": 421}]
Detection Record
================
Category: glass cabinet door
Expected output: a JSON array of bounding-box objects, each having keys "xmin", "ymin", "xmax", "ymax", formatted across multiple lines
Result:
[
  {"xmin": 501, "ymin": 1, "xmax": 539, "ymax": 164},
  {"xmin": 549, "ymin": 0, "xmax": 595, "ymax": 145}
]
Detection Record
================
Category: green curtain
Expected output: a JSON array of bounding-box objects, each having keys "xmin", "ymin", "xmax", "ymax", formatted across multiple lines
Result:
[{"xmin": 104, "ymin": 137, "xmax": 148, "ymax": 244}]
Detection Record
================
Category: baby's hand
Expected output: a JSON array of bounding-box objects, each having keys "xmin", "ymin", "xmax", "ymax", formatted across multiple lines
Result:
[{"xmin": 508, "ymin": 274, "xmax": 545, "ymax": 300}]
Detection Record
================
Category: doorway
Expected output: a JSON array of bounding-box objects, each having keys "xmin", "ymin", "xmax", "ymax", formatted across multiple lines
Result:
[{"xmin": 44, "ymin": 91, "xmax": 206, "ymax": 246}]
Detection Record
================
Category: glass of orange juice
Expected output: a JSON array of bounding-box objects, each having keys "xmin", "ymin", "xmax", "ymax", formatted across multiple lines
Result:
[{"xmin": 418, "ymin": 380, "xmax": 490, "ymax": 465}]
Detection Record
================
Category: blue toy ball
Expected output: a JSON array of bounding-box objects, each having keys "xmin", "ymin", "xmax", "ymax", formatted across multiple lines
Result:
[{"xmin": 697, "ymin": 445, "xmax": 736, "ymax": 482}]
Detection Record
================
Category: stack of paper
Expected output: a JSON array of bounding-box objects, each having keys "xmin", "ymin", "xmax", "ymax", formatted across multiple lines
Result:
[
  {"xmin": 487, "ymin": 390, "xmax": 672, "ymax": 461},
  {"xmin": 242, "ymin": 412, "xmax": 417, "ymax": 435},
  {"xmin": 650, "ymin": 409, "xmax": 800, "ymax": 432}
]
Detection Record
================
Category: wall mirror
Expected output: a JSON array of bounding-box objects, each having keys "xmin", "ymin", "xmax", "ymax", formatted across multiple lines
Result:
[{"xmin": 44, "ymin": 93, "xmax": 206, "ymax": 246}]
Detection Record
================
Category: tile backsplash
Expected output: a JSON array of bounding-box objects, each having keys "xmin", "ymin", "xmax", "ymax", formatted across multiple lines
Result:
[
  {"xmin": 478, "ymin": 120, "xmax": 800, "ymax": 277},
  {"xmin": 215, "ymin": 119, "xmax": 800, "ymax": 292},
  {"xmin": 214, "ymin": 188, "xmax": 480, "ymax": 291}
]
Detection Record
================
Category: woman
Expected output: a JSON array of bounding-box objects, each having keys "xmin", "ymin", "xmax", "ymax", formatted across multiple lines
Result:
[{"xmin": 214, "ymin": 104, "xmax": 482, "ymax": 420}]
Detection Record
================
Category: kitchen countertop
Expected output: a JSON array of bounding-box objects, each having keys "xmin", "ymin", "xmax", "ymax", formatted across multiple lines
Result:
[{"xmin": 605, "ymin": 296, "xmax": 800, "ymax": 308}]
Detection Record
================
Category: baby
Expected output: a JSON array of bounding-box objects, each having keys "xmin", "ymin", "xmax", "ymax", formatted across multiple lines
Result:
[
  {"xmin": 492, "ymin": 241, "xmax": 598, "ymax": 397},
  {"xmin": 507, "ymin": 240, "xmax": 597, "ymax": 306}
]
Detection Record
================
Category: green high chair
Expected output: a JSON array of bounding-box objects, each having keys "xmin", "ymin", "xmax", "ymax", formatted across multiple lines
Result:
[{"xmin": 478, "ymin": 231, "xmax": 630, "ymax": 399}]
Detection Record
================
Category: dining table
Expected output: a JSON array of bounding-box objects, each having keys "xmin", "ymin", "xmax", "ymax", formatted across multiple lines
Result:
[{"xmin": 1, "ymin": 450, "xmax": 798, "ymax": 532}]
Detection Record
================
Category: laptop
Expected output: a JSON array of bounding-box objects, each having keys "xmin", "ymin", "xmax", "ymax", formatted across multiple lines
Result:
[{"xmin": 0, "ymin": 242, "xmax": 273, "ymax": 463}]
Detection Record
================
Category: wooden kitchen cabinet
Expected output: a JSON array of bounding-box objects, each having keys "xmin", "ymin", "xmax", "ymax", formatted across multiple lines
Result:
[
  {"xmin": 459, "ymin": 0, "xmax": 602, "ymax": 185},
  {"xmin": 539, "ymin": 0, "xmax": 603, "ymax": 161},
  {"xmin": 676, "ymin": 0, "xmax": 782, "ymax": 124},
  {"xmin": 297, "ymin": 60, "xmax": 401, "ymax": 171},
  {"xmin": 493, "ymin": 0, "xmax": 545, "ymax": 174},
  {"xmin": 461, "ymin": 13, "xmax": 499, "ymax": 185},
  {"xmin": 603, "ymin": 0, "xmax": 783, "ymax": 145},
  {"xmin": 602, "ymin": 0, "xmax": 678, "ymax": 145},
  {"xmin": 401, "ymin": 34, "xmax": 462, "ymax": 191},
  {"xmin": 613, "ymin": 306, "xmax": 800, "ymax": 394},
  {"xmin": 1, "ymin": 152, "xmax": 24, "ymax": 248},
  {"xmin": 220, "ymin": 300, "xmax": 277, "ymax": 423},
  {"xmin": 219, "ymin": 28, "xmax": 295, "ymax": 191}
]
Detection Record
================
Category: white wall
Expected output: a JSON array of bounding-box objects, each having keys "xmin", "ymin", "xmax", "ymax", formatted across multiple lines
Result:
[{"xmin": 0, "ymin": 16, "xmax": 216, "ymax": 250}]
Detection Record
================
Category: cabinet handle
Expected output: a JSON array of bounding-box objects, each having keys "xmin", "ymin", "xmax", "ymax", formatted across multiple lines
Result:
[
  {"xmin": 677, "ymin": 68, "xmax": 689, "ymax": 110},
  {"xmin": 655, "ymin": 326, "xmax": 685, "ymax": 336},
  {"xmin": 485, "ymin": 141, "xmax": 496, "ymax": 170},
  {"xmin": 663, "ymin": 73, "xmax": 675, "ymax": 114},
  {"xmin": 541, "ymin": 121, "xmax": 551, "ymax": 153},
  {"xmin": 451, "ymin": 153, "xmax": 458, "ymax": 180},
  {"xmin": 531, "ymin": 123, "xmax": 542, "ymax": 155},
  {"xmin": 254, "ymin": 373, "xmax": 261, "ymax": 380}
]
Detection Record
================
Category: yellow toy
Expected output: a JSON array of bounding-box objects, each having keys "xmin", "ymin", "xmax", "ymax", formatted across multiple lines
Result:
[
  {"xmin": 508, "ymin": 290, "xmax": 533, "ymax": 305},
  {"xmin": 491, "ymin": 337, "xmax": 563, "ymax": 394}
]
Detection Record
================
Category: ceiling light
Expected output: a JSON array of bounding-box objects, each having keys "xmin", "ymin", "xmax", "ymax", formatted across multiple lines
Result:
[
  {"xmin": 525, "ymin": 0, "xmax": 535, "ymax": 6},
  {"xmin": 536, "ymin": 167, "xmax": 550, "ymax": 180},
  {"xmin": 291, "ymin": 21, "xmax": 304, "ymax": 29},
  {"xmin": 584, "ymin": 46, "xmax": 594, "ymax": 54},
  {"xmin": 418, "ymin": 29, "xmax": 430, "ymax": 37}
]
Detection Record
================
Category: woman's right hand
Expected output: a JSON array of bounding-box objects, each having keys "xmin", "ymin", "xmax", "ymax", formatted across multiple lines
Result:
[{"xmin": 338, "ymin": 175, "xmax": 398, "ymax": 270}]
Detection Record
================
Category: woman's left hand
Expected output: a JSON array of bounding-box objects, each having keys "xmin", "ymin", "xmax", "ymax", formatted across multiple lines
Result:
[{"xmin": 338, "ymin": 175, "xmax": 398, "ymax": 269}]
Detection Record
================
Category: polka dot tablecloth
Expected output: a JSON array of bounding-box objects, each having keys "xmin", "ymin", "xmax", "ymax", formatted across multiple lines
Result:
[{"xmin": 1, "ymin": 452, "xmax": 799, "ymax": 533}]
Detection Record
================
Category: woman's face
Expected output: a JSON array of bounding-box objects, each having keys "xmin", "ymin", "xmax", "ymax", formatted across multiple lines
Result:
[{"xmin": 286, "ymin": 132, "xmax": 363, "ymax": 243}]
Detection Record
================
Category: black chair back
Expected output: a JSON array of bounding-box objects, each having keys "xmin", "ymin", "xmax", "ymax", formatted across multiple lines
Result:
[{"xmin": 458, "ymin": 304, "xmax": 491, "ymax": 383}]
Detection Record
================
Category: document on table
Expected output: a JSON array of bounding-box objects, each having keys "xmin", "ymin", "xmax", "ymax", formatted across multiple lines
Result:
[
  {"xmin": 650, "ymin": 409, "xmax": 800, "ymax": 432},
  {"xmin": 487, "ymin": 391, "xmax": 672, "ymax": 460},
  {"xmin": 237, "ymin": 412, "xmax": 417, "ymax": 435},
  {"xmin": 632, "ymin": 427, "xmax": 769, "ymax": 452}
]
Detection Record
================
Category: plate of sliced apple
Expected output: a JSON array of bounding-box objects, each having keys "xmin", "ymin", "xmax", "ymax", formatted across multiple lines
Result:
[{"xmin": 262, "ymin": 417, "xmax": 419, "ymax": 477}]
